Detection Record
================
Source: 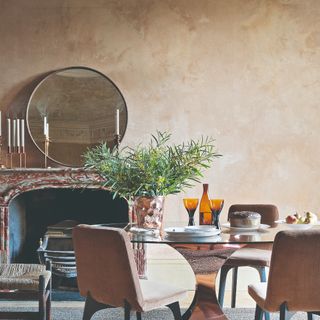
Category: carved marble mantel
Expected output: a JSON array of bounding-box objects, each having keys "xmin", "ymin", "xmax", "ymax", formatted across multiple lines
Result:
[{"xmin": 0, "ymin": 168, "xmax": 104, "ymax": 263}]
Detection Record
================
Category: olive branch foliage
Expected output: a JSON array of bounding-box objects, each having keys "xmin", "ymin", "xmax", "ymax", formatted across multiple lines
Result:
[{"xmin": 83, "ymin": 131, "xmax": 221, "ymax": 200}]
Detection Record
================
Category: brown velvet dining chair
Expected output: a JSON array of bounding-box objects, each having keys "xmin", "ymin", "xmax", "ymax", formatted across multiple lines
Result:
[
  {"xmin": 248, "ymin": 229, "xmax": 320, "ymax": 320},
  {"xmin": 218, "ymin": 204, "xmax": 279, "ymax": 319},
  {"xmin": 73, "ymin": 224, "xmax": 187, "ymax": 320}
]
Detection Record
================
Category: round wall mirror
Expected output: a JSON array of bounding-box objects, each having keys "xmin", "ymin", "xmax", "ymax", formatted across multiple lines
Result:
[{"xmin": 27, "ymin": 67, "xmax": 128, "ymax": 167}]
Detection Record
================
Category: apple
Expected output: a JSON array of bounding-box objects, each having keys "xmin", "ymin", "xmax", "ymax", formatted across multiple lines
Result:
[{"xmin": 285, "ymin": 215, "xmax": 298, "ymax": 224}]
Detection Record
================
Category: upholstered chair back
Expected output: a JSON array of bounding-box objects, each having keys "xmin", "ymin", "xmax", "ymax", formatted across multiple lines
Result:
[
  {"xmin": 228, "ymin": 204, "xmax": 279, "ymax": 226},
  {"xmin": 265, "ymin": 230, "xmax": 320, "ymax": 312},
  {"xmin": 73, "ymin": 225, "xmax": 144, "ymax": 311}
]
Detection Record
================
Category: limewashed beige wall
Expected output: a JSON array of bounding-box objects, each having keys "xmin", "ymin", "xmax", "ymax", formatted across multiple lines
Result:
[{"xmin": 1, "ymin": 0, "xmax": 320, "ymax": 222}]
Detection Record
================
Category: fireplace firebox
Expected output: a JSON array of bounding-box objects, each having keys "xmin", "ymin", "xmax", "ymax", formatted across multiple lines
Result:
[{"xmin": 0, "ymin": 168, "xmax": 129, "ymax": 263}]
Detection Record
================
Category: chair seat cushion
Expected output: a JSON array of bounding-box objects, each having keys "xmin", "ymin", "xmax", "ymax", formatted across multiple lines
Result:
[
  {"xmin": 0, "ymin": 264, "xmax": 51, "ymax": 291},
  {"xmin": 225, "ymin": 248, "xmax": 272, "ymax": 267},
  {"xmin": 248, "ymin": 282, "xmax": 267, "ymax": 309},
  {"xmin": 139, "ymin": 279, "xmax": 187, "ymax": 312}
]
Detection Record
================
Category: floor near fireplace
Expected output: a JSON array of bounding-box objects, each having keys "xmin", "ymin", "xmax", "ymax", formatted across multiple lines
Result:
[{"xmin": 52, "ymin": 289, "xmax": 84, "ymax": 301}]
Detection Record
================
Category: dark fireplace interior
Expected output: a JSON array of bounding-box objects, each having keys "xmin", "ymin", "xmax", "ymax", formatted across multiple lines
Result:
[{"xmin": 9, "ymin": 188, "xmax": 128, "ymax": 263}]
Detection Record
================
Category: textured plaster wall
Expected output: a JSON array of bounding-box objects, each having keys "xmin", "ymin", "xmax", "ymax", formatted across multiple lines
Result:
[{"xmin": 1, "ymin": 0, "xmax": 320, "ymax": 222}]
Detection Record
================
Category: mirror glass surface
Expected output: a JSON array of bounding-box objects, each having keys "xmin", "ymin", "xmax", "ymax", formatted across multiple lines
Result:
[{"xmin": 27, "ymin": 67, "xmax": 127, "ymax": 167}]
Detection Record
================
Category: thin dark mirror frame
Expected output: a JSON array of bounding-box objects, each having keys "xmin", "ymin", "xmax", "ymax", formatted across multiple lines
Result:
[{"xmin": 26, "ymin": 66, "xmax": 128, "ymax": 167}]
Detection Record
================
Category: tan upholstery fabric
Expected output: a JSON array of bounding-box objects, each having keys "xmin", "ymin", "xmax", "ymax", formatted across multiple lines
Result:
[
  {"xmin": 225, "ymin": 204, "xmax": 279, "ymax": 266},
  {"xmin": 248, "ymin": 283, "xmax": 267, "ymax": 309},
  {"xmin": 226, "ymin": 248, "xmax": 271, "ymax": 267},
  {"xmin": 0, "ymin": 264, "xmax": 51, "ymax": 291},
  {"xmin": 249, "ymin": 230, "xmax": 320, "ymax": 312},
  {"xmin": 140, "ymin": 280, "xmax": 186, "ymax": 311},
  {"xmin": 73, "ymin": 225, "xmax": 186, "ymax": 312},
  {"xmin": 228, "ymin": 204, "xmax": 279, "ymax": 226}
]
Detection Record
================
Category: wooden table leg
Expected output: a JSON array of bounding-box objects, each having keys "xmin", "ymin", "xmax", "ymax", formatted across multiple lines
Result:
[{"xmin": 170, "ymin": 244, "xmax": 236, "ymax": 320}]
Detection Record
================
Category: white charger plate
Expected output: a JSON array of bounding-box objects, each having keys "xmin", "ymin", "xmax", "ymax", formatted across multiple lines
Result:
[
  {"xmin": 221, "ymin": 223, "xmax": 270, "ymax": 232},
  {"xmin": 165, "ymin": 227, "xmax": 221, "ymax": 238}
]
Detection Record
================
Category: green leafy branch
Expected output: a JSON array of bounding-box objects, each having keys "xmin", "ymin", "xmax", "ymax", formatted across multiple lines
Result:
[{"xmin": 83, "ymin": 131, "xmax": 221, "ymax": 200}]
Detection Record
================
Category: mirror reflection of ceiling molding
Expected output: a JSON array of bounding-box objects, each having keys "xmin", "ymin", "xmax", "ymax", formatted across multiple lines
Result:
[{"xmin": 27, "ymin": 67, "xmax": 128, "ymax": 167}]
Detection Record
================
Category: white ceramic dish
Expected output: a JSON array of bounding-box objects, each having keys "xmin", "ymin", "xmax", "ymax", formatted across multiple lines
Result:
[
  {"xmin": 184, "ymin": 225, "xmax": 218, "ymax": 232},
  {"xmin": 275, "ymin": 220, "xmax": 319, "ymax": 230},
  {"xmin": 130, "ymin": 227, "xmax": 159, "ymax": 235},
  {"xmin": 221, "ymin": 223, "xmax": 270, "ymax": 232},
  {"xmin": 164, "ymin": 227, "xmax": 221, "ymax": 238}
]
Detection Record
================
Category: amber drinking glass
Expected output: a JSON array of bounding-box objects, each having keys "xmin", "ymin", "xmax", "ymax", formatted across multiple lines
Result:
[
  {"xmin": 183, "ymin": 198, "xmax": 199, "ymax": 226},
  {"xmin": 210, "ymin": 199, "xmax": 224, "ymax": 229}
]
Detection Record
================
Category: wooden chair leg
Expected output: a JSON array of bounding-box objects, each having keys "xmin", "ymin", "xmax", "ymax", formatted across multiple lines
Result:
[
  {"xmin": 253, "ymin": 266, "xmax": 269, "ymax": 320},
  {"xmin": 231, "ymin": 267, "xmax": 238, "ymax": 308},
  {"xmin": 167, "ymin": 301, "xmax": 182, "ymax": 320},
  {"xmin": 124, "ymin": 301, "xmax": 131, "ymax": 320},
  {"xmin": 83, "ymin": 292, "xmax": 112, "ymax": 320},
  {"xmin": 255, "ymin": 266, "xmax": 267, "ymax": 282},
  {"xmin": 280, "ymin": 302, "xmax": 289, "ymax": 320},
  {"xmin": 307, "ymin": 312, "xmax": 314, "ymax": 320},
  {"xmin": 254, "ymin": 304, "xmax": 264, "ymax": 320},
  {"xmin": 218, "ymin": 265, "xmax": 233, "ymax": 307},
  {"xmin": 136, "ymin": 311, "xmax": 142, "ymax": 320},
  {"xmin": 39, "ymin": 275, "xmax": 46, "ymax": 320},
  {"xmin": 46, "ymin": 261, "xmax": 52, "ymax": 320},
  {"xmin": 45, "ymin": 283, "xmax": 52, "ymax": 320}
]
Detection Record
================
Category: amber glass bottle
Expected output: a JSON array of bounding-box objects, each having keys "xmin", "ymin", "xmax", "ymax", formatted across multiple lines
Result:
[{"xmin": 199, "ymin": 183, "xmax": 212, "ymax": 225}]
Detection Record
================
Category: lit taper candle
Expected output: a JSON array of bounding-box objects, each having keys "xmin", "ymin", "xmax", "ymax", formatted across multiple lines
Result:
[{"xmin": 43, "ymin": 116, "xmax": 47, "ymax": 136}]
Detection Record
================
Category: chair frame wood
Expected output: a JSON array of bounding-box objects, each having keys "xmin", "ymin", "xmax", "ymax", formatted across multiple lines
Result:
[
  {"xmin": 218, "ymin": 204, "xmax": 278, "ymax": 320},
  {"xmin": 255, "ymin": 302, "xmax": 318, "ymax": 320},
  {"xmin": 0, "ymin": 261, "xmax": 52, "ymax": 320},
  {"xmin": 82, "ymin": 291, "xmax": 183, "ymax": 320}
]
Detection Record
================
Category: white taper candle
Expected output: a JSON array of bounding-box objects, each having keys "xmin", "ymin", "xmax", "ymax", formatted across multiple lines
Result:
[
  {"xmin": 44, "ymin": 116, "xmax": 47, "ymax": 136},
  {"xmin": 21, "ymin": 119, "xmax": 25, "ymax": 148},
  {"xmin": 13, "ymin": 119, "xmax": 16, "ymax": 148},
  {"xmin": 116, "ymin": 109, "xmax": 120, "ymax": 135},
  {"xmin": 7, "ymin": 118, "xmax": 11, "ymax": 148},
  {"xmin": 17, "ymin": 119, "xmax": 20, "ymax": 148}
]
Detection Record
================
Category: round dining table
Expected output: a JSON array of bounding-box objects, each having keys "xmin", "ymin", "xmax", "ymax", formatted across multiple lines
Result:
[{"xmin": 128, "ymin": 222, "xmax": 320, "ymax": 320}]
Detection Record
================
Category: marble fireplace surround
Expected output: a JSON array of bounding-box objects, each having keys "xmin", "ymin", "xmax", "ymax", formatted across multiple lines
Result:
[{"xmin": 0, "ymin": 168, "xmax": 109, "ymax": 263}]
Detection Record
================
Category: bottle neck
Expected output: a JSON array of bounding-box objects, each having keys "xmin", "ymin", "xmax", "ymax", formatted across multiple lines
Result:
[{"xmin": 203, "ymin": 183, "xmax": 209, "ymax": 193}]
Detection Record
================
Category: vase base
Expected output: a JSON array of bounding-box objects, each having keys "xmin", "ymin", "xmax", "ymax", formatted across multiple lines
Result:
[{"xmin": 130, "ymin": 226, "xmax": 160, "ymax": 236}]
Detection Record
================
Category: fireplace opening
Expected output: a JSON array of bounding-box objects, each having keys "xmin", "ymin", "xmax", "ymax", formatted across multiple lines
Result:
[{"xmin": 9, "ymin": 188, "xmax": 128, "ymax": 264}]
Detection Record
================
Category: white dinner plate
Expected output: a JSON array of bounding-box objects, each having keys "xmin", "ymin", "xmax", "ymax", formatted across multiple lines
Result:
[
  {"xmin": 129, "ymin": 227, "xmax": 159, "ymax": 235},
  {"xmin": 164, "ymin": 227, "xmax": 221, "ymax": 238},
  {"xmin": 221, "ymin": 223, "xmax": 270, "ymax": 232},
  {"xmin": 184, "ymin": 225, "xmax": 218, "ymax": 232}
]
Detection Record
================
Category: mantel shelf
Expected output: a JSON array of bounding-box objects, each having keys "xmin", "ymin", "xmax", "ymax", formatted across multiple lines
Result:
[
  {"xmin": 0, "ymin": 168, "xmax": 103, "ymax": 204},
  {"xmin": 0, "ymin": 167, "xmax": 107, "ymax": 263}
]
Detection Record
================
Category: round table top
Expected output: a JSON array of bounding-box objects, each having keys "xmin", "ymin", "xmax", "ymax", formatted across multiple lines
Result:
[{"xmin": 128, "ymin": 221, "xmax": 320, "ymax": 245}]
